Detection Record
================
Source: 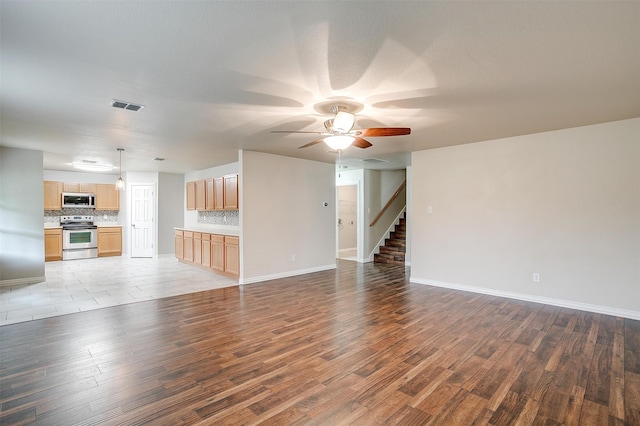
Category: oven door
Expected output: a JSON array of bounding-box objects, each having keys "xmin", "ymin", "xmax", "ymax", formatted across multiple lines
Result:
[{"xmin": 63, "ymin": 228, "xmax": 98, "ymax": 250}]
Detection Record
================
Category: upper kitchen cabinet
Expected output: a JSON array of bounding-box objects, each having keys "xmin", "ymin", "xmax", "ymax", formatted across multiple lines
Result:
[
  {"xmin": 214, "ymin": 177, "xmax": 224, "ymax": 210},
  {"xmin": 186, "ymin": 174, "xmax": 238, "ymax": 211},
  {"xmin": 223, "ymin": 174, "xmax": 238, "ymax": 210},
  {"xmin": 95, "ymin": 184, "xmax": 120, "ymax": 210},
  {"xmin": 186, "ymin": 181, "xmax": 196, "ymax": 210},
  {"xmin": 44, "ymin": 181, "xmax": 63, "ymax": 210},
  {"xmin": 63, "ymin": 183, "xmax": 96, "ymax": 193},
  {"xmin": 206, "ymin": 178, "xmax": 215, "ymax": 210},
  {"xmin": 195, "ymin": 180, "xmax": 206, "ymax": 211}
]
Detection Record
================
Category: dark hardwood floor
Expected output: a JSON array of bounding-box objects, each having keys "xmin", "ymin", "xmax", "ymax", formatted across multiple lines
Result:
[{"xmin": 1, "ymin": 261, "xmax": 639, "ymax": 425}]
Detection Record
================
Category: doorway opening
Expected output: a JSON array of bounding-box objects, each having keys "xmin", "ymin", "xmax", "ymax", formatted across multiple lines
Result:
[{"xmin": 337, "ymin": 184, "xmax": 358, "ymax": 261}]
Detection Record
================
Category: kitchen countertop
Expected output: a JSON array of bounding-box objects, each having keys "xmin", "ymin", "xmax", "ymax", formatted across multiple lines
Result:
[{"xmin": 175, "ymin": 226, "xmax": 239, "ymax": 237}]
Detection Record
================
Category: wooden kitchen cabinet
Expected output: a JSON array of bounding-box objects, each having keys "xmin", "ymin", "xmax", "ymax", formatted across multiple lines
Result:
[
  {"xmin": 223, "ymin": 174, "xmax": 238, "ymax": 210},
  {"xmin": 201, "ymin": 233, "xmax": 211, "ymax": 267},
  {"xmin": 186, "ymin": 181, "xmax": 195, "ymax": 210},
  {"xmin": 211, "ymin": 234, "xmax": 225, "ymax": 272},
  {"xmin": 95, "ymin": 184, "xmax": 120, "ymax": 210},
  {"xmin": 97, "ymin": 227, "xmax": 122, "ymax": 257},
  {"xmin": 214, "ymin": 177, "xmax": 224, "ymax": 210},
  {"xmin": 205, "ymin": 178, "xmax": 215, "ymax": 210},
  {"xmin": 193, "ymin": 232, "xmax": 203, "ymax": 264},
  {"xmin": 224, "ymin": 236, "xmax": 239, "ymax": 276},
  {"xmin": 63, "ymin": 183, "xmax": 96, "ymax": 193},
  {"xmin": 195, "ymin": 180, "xmax": 206, "ymax": 211},
  {"xmin": 183, "ymin": 231, "xmax": 194, "ymax": 262},
  {"xmin": 44, "ymin": 228, "xmax": 63, "ymax": 261},
  {"xmin": 44, "ymin": 181, "xmax": 63, "ymax": 210},
  {"xmin": 175, "ymin": 230, "xmax": 184, "ymax": 259}
]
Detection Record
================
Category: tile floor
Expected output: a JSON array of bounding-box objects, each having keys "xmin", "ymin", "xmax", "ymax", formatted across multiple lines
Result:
[{"xmin": 0, "ymin": 255, "xmax": 238, "ymax": 327}]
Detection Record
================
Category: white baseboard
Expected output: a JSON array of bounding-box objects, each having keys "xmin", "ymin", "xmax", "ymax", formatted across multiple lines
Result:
[
  {"xmin": 240, "ymin": 264, "xmax": 336, "ymax": 285},
  {"xmin": 0, "ymin": 276, "xmax": 46, "ymax": 287},
  {"xmin": 410, "ymin": 277, "xmax": 640, "ymax": 321}
]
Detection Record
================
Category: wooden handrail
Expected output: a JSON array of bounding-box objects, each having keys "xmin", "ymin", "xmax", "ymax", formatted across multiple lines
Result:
[{"xmin": 369, "ymin": 180, "xmax": 406, "ymax": 227}]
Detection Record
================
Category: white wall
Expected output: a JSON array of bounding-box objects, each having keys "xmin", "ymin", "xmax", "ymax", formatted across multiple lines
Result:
[
  {"xmin": 158, "ymin": 173, "xmax": 184, "ymax": 254},
  {"xmin": 0, "ymin": 147, "xmax": 45, "ymax": 284},
  {"xmin": 241, "ymin": 151, "xmax": 336, "ymax": 284},
  {"xmin": 410, "ymin": 118, "xmax": 640, "ymax": 319}
]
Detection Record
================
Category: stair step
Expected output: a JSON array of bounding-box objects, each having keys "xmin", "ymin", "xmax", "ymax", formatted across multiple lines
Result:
[
  {"xmin": 385, "ymin": 239, "xmax": 406, "ymax": 248},
  {"xmin": 374, "ymin": 253, "xmax": 405, "ymax": 266},
  {"xmin": 374, "ymin": 213, "xmax": 407, "ymax": 266},
  {"xmin": 380, "ymin": 245, "xmax": 405, "ymax": 255}
]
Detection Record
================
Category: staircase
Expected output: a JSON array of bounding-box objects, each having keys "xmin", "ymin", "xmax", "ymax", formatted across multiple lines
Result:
[{"xmin": 374, "ymin": 213, "xmax": 406, "ymax": 266}]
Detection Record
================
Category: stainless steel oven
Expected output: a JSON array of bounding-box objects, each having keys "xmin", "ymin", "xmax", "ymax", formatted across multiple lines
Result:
[{"xmin": 61, "ymin": 216, "xmax": 98, "ymax": 260}]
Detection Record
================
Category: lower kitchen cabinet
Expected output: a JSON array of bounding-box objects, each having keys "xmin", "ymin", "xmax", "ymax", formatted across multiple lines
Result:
[
  {"xmin": 97, "ymin": 227, "xmax": 122, "ymax": 257},
  {"xmin": 201, "ymin": 233, "xmax": 211, "ymax": 267},
  {"xmin": 194, "ymin": 232, "xmax": 203, "ymax": 264},
  {"xmin": 174, "ymin": 230, "xmax": 184, "ymax": 259},
  {"xmin": 183, "ymin": 231, "xmax": 194, "ymax": 262},
  {"xmin": 211, "ymin": 235, "xmax": 225, "ymax": 272},
  {"xmin": 44, "ymin": 228, "xmax": 63, "ymax": 261},
  {"xmin": 174, "ymin": 229, "xmax": 238, "ymax": 277},
  {"xmin": 224, "ymin": 236, "xmax": 239, "ymax": 276}
]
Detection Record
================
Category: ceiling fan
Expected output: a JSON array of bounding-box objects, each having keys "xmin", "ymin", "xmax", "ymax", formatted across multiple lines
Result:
[{"xmin": 271, "ymin": 105, "xmax": 411, "ymax": 151}]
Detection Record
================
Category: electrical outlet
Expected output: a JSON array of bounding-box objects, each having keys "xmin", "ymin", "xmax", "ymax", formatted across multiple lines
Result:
[
  {"xmin": 291, "ymin": 255, "xmax": 296, "ymax": 262},
  {"xmin": 532, "ymin": 273, "xmax": 540, "ymax": 283}
]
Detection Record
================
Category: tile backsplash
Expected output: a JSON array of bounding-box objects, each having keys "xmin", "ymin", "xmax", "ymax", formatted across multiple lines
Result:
[
  {"xmin": 198, "ymin": 210, "xmax": 239, "ymax": 226},
  {"xmin": 44, "ymin": 209, "xmax": 119, "ymax": 226}
]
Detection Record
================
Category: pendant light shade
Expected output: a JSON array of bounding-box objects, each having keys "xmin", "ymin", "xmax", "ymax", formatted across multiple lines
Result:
[{"xmin": 116, "ymin": 148, "xmax": 125, "ymax": 191}]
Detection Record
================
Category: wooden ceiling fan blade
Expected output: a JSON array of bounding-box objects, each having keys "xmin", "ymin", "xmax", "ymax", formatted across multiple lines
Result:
[
  {"xmin": 298, "ymin": 138, "xmax": 325, "ymax": 149},
  {"xmin": 359, "ymin": 127, "xmax": 411, "ymax": 137},
  {"xmin": 352, "ymin": 137, "xmax": 373, "ymax": 149}
]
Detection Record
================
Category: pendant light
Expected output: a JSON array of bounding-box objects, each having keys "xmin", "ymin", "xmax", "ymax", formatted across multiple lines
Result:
[{"xmin": 115, "ymin": 148, "xmax": 125, "ymax": 190}]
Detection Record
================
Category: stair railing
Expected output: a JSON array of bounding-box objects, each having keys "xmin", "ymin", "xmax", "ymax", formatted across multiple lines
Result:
[{"xmin": 370, "ymin": 180, "xmax": 406, "ymax": 227}]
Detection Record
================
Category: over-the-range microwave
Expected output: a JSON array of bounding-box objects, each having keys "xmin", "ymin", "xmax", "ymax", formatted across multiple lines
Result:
[{"xmin": 62, "ymin": 192, "xmax": 96, "ymax": 209}]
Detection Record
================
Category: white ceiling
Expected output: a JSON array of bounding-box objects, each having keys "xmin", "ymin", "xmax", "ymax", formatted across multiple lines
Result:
[{"xmin": 1, "ymin": 1, "xmax": 639, "ymax": 174}]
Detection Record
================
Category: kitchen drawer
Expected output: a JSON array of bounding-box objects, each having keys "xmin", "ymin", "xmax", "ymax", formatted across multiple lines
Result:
[{"xmin": 224, "ymin": 236, "xmax": 239, "ymax": 245}]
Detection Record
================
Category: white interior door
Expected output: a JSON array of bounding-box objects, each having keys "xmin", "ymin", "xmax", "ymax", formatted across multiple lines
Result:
[{"xmin": 131, "ymin": 184, "xmax": 154, "ymax": 258}]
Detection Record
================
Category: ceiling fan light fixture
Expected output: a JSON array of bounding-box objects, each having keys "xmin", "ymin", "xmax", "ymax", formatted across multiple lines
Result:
[
  {"xmin": 324, "ymin": 135, "xmax": 355, "ymax": 151},
  {"xmin": 72, "ymin": 161, "xmax": 113, "ymax": 172},
  {"xmin": 332, "ymin": 111, "xmax": 355, "ymax": 133}
]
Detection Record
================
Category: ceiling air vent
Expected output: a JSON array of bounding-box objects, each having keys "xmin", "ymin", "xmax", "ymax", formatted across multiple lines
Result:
[
  {"xmin": 111, "ymin": 99, "xmax": 144, "ymax": 111},
  {"xmin": 362, "ymin": 158, "xmax": 389, "ymax": 164},
  {"xmin": 153, "ymin": 157, "xmax": 165, "ymax": 161}
]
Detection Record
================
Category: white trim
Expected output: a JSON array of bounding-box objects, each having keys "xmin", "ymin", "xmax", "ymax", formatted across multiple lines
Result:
[
  {"xmin": 240, "ymin": 264, "xmax": 336, "ymax": 285},
  {"xmin": 410, "ymin": 277, "xmax": 640, "ymax": 321},
  {"xmin": 0, "ymin": 276, "xmax": 46, "ymax": 287}
]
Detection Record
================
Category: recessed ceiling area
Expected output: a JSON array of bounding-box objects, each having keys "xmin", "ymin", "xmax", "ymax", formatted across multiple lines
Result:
[{"xmin": 1, "ymin": 1, "xmax": 638, "ymax": 174}]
